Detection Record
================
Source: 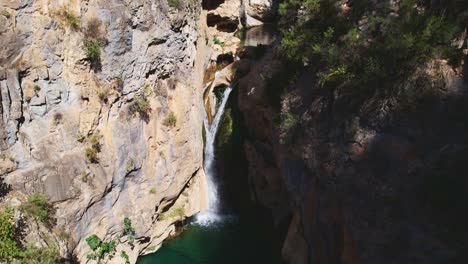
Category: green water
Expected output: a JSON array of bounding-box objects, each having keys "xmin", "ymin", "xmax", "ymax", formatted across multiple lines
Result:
[{"xmin": 137, "ymin": 216, "xmax": 282, "ymax": 264}]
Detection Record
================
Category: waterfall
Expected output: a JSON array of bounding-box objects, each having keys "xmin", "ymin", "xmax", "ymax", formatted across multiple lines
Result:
[
  {"xmin": 204, "ymin": 86, "xmax": 232, "ymax": 211},
  {"xmin": 196, "ymin": 80, "xmax": 233, "ymax": 225}
]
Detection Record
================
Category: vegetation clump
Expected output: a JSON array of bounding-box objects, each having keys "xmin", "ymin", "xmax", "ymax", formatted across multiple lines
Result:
[
  {"xmin": 20, "ymin": 242, "xmax": 60, "ymax": 264},
  {"xmin": 85, "ymin": 131, "xmax": 102, "ymax": 163},
  {"xmin": 168, "ymin": 0, "xmax": 182, "ymax": 9},
  {"xmin": 122, "ymin": 217, "xmax": 135, "ymax": 243},
  {"xmin": 0, "ymin": 208, "xmax": 21, "ymax": 259},
  {"xmin": 158, "ymin": 207, "xmax": 185, "ymax": 221},
  {"xmin": 120, "ymin": 250, "xmax": 130, "ymax": 263},
  {"xmin": 85, "ymin": 218, "xmax": 136, "ymax": 263},
  {"xmin": 97, "ymin": 88, "xmax": 111, "ymax": 103},
  {"xmin": 129, "ymin": 95, "xmax": 151, "ymax": 119},
  {"xmin": 85, "ymin": 235, "xmax": 117, "ymax": 262},
  {"xmin": 21, "ymin": 194, "xmax": 52, "ymax": 225},
  {"xmin": 276, "ymin": 0, "xmax": 465, "ymax": 103},
  {"xmin": 162, "ymin": 112, "xmax": 177, "ymax": 127},
  {"xmin": 213, "ymin": 37, "xmax": 225, "ymax": 47},
  {"xmin": 1, "ymin": 9, "xmax": 11, "ymax": 18},
  {"xmin": 82, "ymin": 17, "xmax": 106, "ymax": 71},
  {"xmin": 64, "ymin": 11, "xmax": 80, "ymax": 29}
]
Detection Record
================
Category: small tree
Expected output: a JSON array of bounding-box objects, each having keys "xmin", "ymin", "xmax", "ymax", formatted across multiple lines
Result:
[
  {"xmin": 162, "ymin": 112, "xmax": 177, "ymax": 127},
  {"xmin": 0, "ymin": 209, "xmax": 21, "ymax": 259},
  {"xmin": 21, "ymin": 194, "xmax": 51, "ymax": 224},
  {"xmin": 120, "ymin": 250, "xmax": 130, "ymax": 263},
  {"xmin": 122, "ymin": 217, "xmax": 135, "ymax": 244}
]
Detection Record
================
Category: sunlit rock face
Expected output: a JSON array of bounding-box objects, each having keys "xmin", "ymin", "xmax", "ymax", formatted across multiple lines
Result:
[{"xmin": 0, "ymin": 0, "xmax": 211, "ymax": 262}]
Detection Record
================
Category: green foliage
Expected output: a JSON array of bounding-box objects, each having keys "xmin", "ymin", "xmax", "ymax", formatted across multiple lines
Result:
[
  {"xmin": 168, "ymin": 0, "xmax": 182, "ymax": 9},
  {"xmin": 149, "ymin": 188, "xmax": 156, "ymax": 194},
  {"xmin": 217, "ymin": 108, "xmax": 233, "ymax": 151},
  {"xmin": 123, "ymin": 217, "xmax": 135, "ymax": 237},
  {"xmin": 213, "ymin": 37, "xmax": 225, "ymax": 47},
  {"xmin": 0, "ymin": 208, "xmax": 21, "ymax": 259},
  {"xmin": 129, "ymin": 95, "xmax": 151, "ymax": 119},
  {"xmin": 97, "ymin": 88, "xmax": 111, "ymax": 103},
  {"xmin": 1, "ymin": 9, "xmax": 11, "ymax": 18},
  {"xmin": 89, "ymin": 132, "xmax": 101, "ymax": 148},
  {"xmin": 85, "ymin": 131, "xmax": 102, "ymax": 163},
  {"xmin": 162, "ymin": 112, "xmax": 177, "ymax": 127},
  {"xmin": 85, "ymin": 147, "xmax": 99, "ymax": 163},
  {"xmin": 158, "ymin": 207, "xmax": 185, "ymax": 221},
  {"xmin": 120, "ymin": 250, "xmax": 130, "ymax": 263},
  {"xmin": 86, "ymin": 234, "xmax": 116, "ymax": 262},
  {"xmin": 86, "ymin": 235, "xmax": 102, "ymax": 251},
  {"xmin": 65, "ymin": 12, "xmax": 80, "ymax": 29},
  {"xmin": 279, "ymin": 112, "xmax": 299, "ymax": 144},
  {"xmin": 277, "ymin": 0, "xmax": 464, "ymax": 97},
  {"xmin": 85, "ymin": 40, "xmax": 101, "ymax": 63},
  {"xmin": 21, "ymin": 194, "xmax": 51, "ymax": 224},
  {"xmin": 19, "ymin": 242, "xmax": 60, "ymax": 264}
]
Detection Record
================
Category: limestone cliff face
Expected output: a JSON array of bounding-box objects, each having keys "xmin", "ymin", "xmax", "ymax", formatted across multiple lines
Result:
[{"xmin": 0, "ymin": 0, "xmax": 213, "ymax": 262}]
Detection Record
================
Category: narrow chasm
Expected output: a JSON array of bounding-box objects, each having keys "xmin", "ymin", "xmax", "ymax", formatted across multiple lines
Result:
[{"xmin": 138, "ymin": 27, "xmax": 283, "ymax": 263}]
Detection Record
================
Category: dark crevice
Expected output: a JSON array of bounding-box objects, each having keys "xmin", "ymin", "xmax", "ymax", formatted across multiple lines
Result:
[
  {"xmin": 217, "ymin": 53, "xmax": 234, "ymax": 65},
  {"xmin": 207, "ymin": 14, "xmax": 238, "ymax": 33},
  {"xmin": 202, "ymin": 0, "xmax": 225, "ymax": 10}
]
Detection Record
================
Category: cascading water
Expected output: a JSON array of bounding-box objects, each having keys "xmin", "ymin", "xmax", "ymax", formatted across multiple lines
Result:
[{"xmin": 195, "ymin": 79, "xmax": 233, "ymax": 225}]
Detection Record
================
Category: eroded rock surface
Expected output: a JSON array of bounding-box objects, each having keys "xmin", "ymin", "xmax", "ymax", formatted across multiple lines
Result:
[{"xmin": 0, "ymin": 0, "xmax": 212, "ymax": 262}]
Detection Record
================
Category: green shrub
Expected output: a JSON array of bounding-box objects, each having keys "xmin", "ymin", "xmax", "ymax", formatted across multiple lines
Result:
[
  {"xmin": 277, "ymin": 0, "xmax": 463, "ymax": 100},
  {"xmin": 279, "ymin": 112, "xmax": 299, "ymax": 144},
  {"xmin": 85, "ymin": 147, "xmax": 99, "ymax": 163},
  {"xmin": 85, "ymin": 40, "xmax": 101, "ymax": 63},
  {"xmin": 64, "ymin": 12, "xmax": 80, "ymax": 29},
  {"xmin": 1, "ymin": 9, "xmax": 11, "ymax": 18},
  {"xmin": 162, "ymin": 112, "xmax": 177, "ymax": 127},
  {"xmin": 98, "ymin": 89, "xmax": 111, "ymax": 103},
  {"xmin": 0, "ymin": 208, "xmax": 21, "ymax": 259},
  {"xmin": 168, "ymin": 0, "xmax": 182, "ymax": 9},
  {"xmin": 129, "ymin": 95, "xmax": 151, "ymax": 119},
  {"xmin": 149, "ymin": 188, "xmax": 156, "ymax": 194},
  {"xmin": 213, "ymin": 37, "xmax": 225, "ymax": 47},
  {"xmin": 86, "ymin": 131, "xmax": 102, "ymax": 162},
  {"xmin": 21, "ymin": 194, "xmax": 51, "ymax": 224},
  {"xmin": 20, "ymin": 242, "xmax": 60, "ymax": 264},
  {"xmin": 86, "ymin": 235, "xmax": 102, "ymax": 251},
  {"xmin": 123, "ymin": 217, "xmax": 135, "ymax": 236},
  {"xmin": 85, "ymin": 234, "xmax": 117, "ymax": 262},
  {"xmin": 120, "ymin": 250, "xmax": 130, "ymax": 263}
]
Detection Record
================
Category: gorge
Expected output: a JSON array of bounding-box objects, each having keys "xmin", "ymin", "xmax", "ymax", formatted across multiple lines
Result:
[{"xmin": 1, "ymin": 0, "xmax": 467, "ymax": 264}]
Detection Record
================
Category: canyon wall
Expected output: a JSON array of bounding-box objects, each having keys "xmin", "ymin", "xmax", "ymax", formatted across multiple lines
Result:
[
  {"xmin": 0, "ymin": 0, "xmax": 213, "ymax": 262},
  {"xmin": 236, "ymin": 2, "xmax": 468, "ymax": 264}
]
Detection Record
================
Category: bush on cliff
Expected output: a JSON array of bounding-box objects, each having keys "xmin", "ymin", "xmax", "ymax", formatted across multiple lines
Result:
[
  {"xmin": 21, "ymin": 194, "xmax": 52, "ymax": 225},
  {"xmin": 277, "ymin": 0, "xmax": 464, "ymax": 98},
  {"xmin": 0, "ymin": 208, "xmax": 21, "ymax": 259}
]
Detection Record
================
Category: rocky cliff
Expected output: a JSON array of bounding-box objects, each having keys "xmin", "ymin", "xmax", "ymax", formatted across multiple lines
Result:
[
  {"xmin": 0, "ymin": 0, "xmax": 214, "ymax": 262},
  {"xmin": 236, "ymin": 1, "xmax": 468, "ymax": 263}
]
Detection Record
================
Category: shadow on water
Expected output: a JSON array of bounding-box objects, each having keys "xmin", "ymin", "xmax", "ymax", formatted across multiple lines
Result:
[{"xmin": 138, "ymin": 215, "xmax": 282, "ymax": 264}]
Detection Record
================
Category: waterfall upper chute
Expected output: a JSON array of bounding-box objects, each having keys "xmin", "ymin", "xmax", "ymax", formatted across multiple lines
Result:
[{"xmin": 195, "ymin": 78, "xmax": 233, "ymax": 226}]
